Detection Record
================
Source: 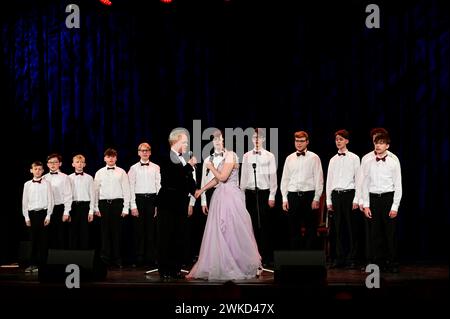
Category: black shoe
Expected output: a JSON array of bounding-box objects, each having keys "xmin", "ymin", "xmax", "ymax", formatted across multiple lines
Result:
[
  {"xmin": 172, "ymin": 272, "xmax": 185, "ymax": 280},
  {"xmin": 389, "ymin": 265, "xmax": 400, "ymax": 273},
  {"xmin": 346, "ymin": 262, "xmax": 357, "ymax": 270},
  {"xmin": 329, "ymin": 262, "xmax": 345, "ymax": 269}
]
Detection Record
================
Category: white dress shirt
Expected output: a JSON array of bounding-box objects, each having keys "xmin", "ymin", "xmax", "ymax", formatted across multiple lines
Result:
[
  {"xmin": 357, "ymin": 150, "xmax": 399, "ymax": 205},
  {"xmin": 128, "ymin": 161, "xmax": 161, "ymax": 209},
  {"xmin": 69, "ymin": 172, "xmax": 95, "ymax": 215},
  {"xmin": 280, "ymin": 150, "xmax": 324, "ymax": 202},
  {"xmin": 362, "ymin": 155, "xmax": 402, "ymax": 211},
  {"xmin": 94, "ymin": 166, "xmax": 131, "ymax": 214},
  {"xmin": 43, "ymin": 171, "xmax": 72, "ymax": 216},
  {"xmin": 240, "ymin": 149, "xmax": 278, "ymax": 201},
  {"xmin": 326, "ymin": 150, "xmax": 360, "ymax": 206},
  {"xmin": 22, "ymin": 179, "xmax": 54, "ymax": 221}
]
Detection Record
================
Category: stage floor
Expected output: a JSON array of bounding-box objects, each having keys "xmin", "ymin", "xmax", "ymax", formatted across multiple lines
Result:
[{"xmin": 1, "ymin": 263, "xmax": 448, "ymax": 316}]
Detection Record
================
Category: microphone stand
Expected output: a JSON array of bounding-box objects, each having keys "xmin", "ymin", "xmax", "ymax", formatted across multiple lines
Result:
[
  {"xmin": 252, "ymin": 161, "xmax": 273, "ymax": 276},
  {"xmin": 252, "ymin": 163, "xmax": 261, "ymax": 231}
]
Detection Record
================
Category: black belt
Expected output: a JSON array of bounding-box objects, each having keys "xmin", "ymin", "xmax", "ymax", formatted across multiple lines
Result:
[
  {"xmin": 370, "ymin": 191, "xmax": 394, "ymax": 197},
  {"xmin": 136, "ymin": 193, "xmax": 156, "ymax": 198},
  {"xmin": 29, "ymin": 209, "xmax": 46, "ymax": 213},
  {"xmin": 99, "ymin": 199, "xmax": 123, "ymax": 204},
  {"xmin": 246, "ymin": 188, "xmax": 269, "ymax": 193},
  {"xmin": 332, "ymin": 189, "xmax": 355, "ymax": 194},
  {"xmin": 288, "ymin": 190, "xmax": 314, "ymax": 196},
  {"xmin": 73, "ymin": 200, "xmax": 90, "ymax": 204}
]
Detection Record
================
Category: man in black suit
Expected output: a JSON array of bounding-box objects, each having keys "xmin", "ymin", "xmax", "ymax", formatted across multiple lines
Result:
[{"xmin": 157, "ymin": 128, "xmax": 197, "ymax": 279}]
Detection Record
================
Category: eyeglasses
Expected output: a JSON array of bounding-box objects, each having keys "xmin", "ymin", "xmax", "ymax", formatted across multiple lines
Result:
[
  {"xmin": 295, "ymin": 139, "xmax": 307, "ymax": 143},
  {"xmin": 47, "ymin": 161, "xmax": 60, "ymax": 164},
  {"xmin": 139, "ymin": 149, "xmax": 151, "ymax": 152}
]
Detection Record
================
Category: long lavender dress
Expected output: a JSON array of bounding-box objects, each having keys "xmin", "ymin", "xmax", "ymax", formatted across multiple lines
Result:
[{"xmin": 187, "ymin": 155, "xmax": 261, "ymax": 280}]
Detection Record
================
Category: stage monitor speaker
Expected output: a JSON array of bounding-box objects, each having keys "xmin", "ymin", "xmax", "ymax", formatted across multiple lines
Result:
[
  {"xmin": 39, "ymin": 249, "xmax": 107, "ymax": 282},
  {"xmin": 274, "ymin": 250, "xmax": 327, "ymax": 285}
]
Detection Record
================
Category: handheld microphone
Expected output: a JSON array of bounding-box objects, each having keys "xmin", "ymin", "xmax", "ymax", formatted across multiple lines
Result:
[
  {"xmin": 188, "ymin": 151, "xmax": 196, "ymax": 170},
  {"xmin": 206, "ymin": 154, "xmax": 214, "ymax": 176},
  {"xmin": 252, "ymin": 163, "xmax": 257, "ymax": 170}
]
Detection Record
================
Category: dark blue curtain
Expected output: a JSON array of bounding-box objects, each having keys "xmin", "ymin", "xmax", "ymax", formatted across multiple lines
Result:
[{"xmin": 1, "ymin": 0, "xmax": 448, "ymax": 262}]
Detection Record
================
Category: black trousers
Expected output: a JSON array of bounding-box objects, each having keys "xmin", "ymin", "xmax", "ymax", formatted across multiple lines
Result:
[
  {"xmin": 98, "ymin": 199, "xmax": 124, "ymax": 265},
  {"xmin": 331, "ymin": 190, "xmax": 359, "ymax": 264},
  {"xmin": 245, "ymin": 189, "xmax": 273, "ymax": 264},
  {"xmin": 69, "ymin": 201, "xmax": 90, "ymax": 250},
  {"xmin": 287, "ymin": 191, "xmax": 316, "ymax": 250},
  {"xmin": 132, "ymin": 194, "xmax": 157, "ymax": 266},
  {"xmin": 369, "ymin": 192, "xmax": 397, "ymax": 264},
  {"xmin": 157, "ymin": 195, "xmax": 190, "ymax": 277},
  {"xmin": 29, "ymin": 210, "xmax": 48, "ymax": 266},
  {"xmin": 49, "ymin": 204, "xmax": 69, "ymax": 249}
]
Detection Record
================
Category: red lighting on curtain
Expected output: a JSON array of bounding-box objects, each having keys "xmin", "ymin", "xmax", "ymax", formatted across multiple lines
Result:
[
  {"xmin": 160, "ymin": 0, "xmax": 173, "ymax": 3},
  {"xmin": 99, "ymin": 0, "xmax": 112, "ymax": 6}
]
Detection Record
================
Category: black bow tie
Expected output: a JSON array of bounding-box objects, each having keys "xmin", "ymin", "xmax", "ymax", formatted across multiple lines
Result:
[
  {"xmin": 376, "ymin": 156, "xmax": 387, "ymax": 162},
  {"xmin": 296, "ymin": 151, "xmax": 305, "ymax": 157},
  {"xmin": 140, "ymin": 162, "xmax": 149, "ymax": 166},
  {"xmin": 107, "ymin": 167, "xmax": 115, "ymax": 170},
  {"xmin": 50, "ymin": 172, "xmax": 58, "ymax": 175},
  {"xmin": 75, "ymin": 172, "xmax": 84, "ymax": 176},
  {"xmin": 32, "ymin": 179, "xmax": 42, "ymax": 183},
  {"xmin": 214, "ymin": 152, "xmax": 224, "ymax": 157},
  {"xmin": 178, "ymin": 153, "xmax": 183, "ymax": 157},
  {"xmin": 338, "ymin": 153, "xmax": 346, "ymax": 156},
  {"xmin": 253, "ymin": 150, "xmax": 261, "ymax": 155}
]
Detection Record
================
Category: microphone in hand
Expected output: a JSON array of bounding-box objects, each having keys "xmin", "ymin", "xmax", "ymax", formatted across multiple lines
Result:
[
  {"xmin": 206, "ymin": 154, "xmax": 214, "ymax": 175},
  {"xmin": 188, "ymin": 151, "xmax": 197, "ymax": 168}
]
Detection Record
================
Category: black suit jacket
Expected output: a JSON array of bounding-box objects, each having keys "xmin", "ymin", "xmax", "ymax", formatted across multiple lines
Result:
[{"xmin": 157, "ymin": 151, "xmax": 196, "ymax": 211}]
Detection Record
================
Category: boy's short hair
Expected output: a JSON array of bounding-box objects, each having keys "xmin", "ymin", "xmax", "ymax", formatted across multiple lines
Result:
[
  {"xmin": 335, "ymin": 129, "xmax": 349, "ymax": 139},
  {"xmin": 104, "ymin": 148, "xmax": 118, "ymax": 157},
  {"xmin": 370, "ymin": 127, "xmax": 388, "ymax": 138},
  {"xmin": 374, "ymin": 133, "xmax": 391, "ymax": 145},
  {"xmin": 253, "ymin": 128, "xmax": 266, "ymax": 139},
  {"xmin": 47, "ymin": 153, "xmax": 62, "ymax": 163},
  {"xmin": 212, "ymin": 129, "xmax": 224, "ymax": 139},
  {"xmin": 138, "ymin": 142, "xmax": 151, "ymax": 151},
  {"xmin": 31, "ymin": 161, "xmax": 44, "ymax": 168},
  {"xmin": 294, "ymin": 131, "xmax": 309, "ymax": 140},
  {"xmin": 73, "ymin": 154, "xmax": 86, "ymax": 162}
]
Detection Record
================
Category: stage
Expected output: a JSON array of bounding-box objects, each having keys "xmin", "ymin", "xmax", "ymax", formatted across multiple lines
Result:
[{"xmin": 1, "ymin": 263, "xmax": 448, "ymax": 316}]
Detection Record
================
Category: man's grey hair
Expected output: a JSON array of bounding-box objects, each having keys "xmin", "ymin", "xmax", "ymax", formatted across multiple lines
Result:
[{"xmin": 168, "ymin": 128, "xmax": 189, "ymax": 146}]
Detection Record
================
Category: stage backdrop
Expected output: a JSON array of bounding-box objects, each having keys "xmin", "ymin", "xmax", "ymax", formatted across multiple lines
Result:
[{"xmin": 1, "ymin": 0, "xmax": 448, "ymax": 262}]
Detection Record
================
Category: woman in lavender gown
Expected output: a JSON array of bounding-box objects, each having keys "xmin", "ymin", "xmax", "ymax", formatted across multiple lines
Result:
[{"xmin": 187, "ymin": 145, "xmax": 262, "ymax": 280}]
